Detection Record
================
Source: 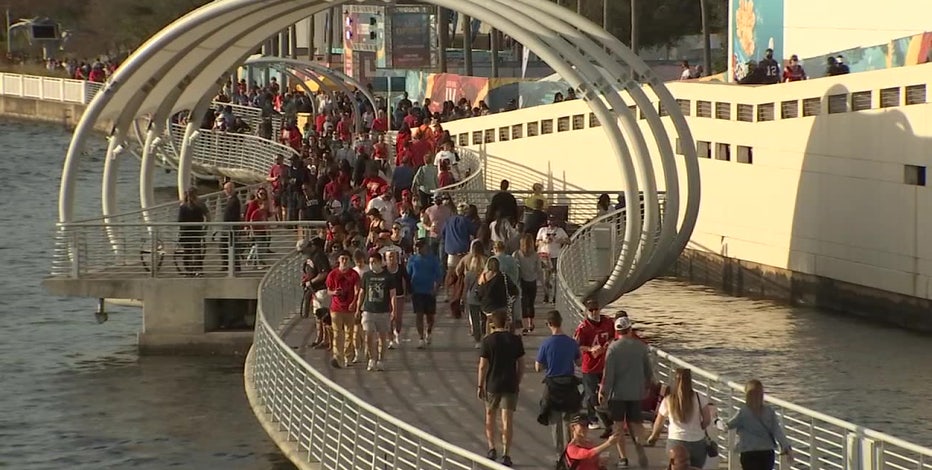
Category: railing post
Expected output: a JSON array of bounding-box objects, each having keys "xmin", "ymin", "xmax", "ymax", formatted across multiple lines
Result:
[
  {"xmin": 150, "ymin": 227, "xmax": 159, "ymax": 278},
  {"xmin": 71, "ymin": 229, "xmax": 81, "ymax": 278},
  {"xmin": 227, "ymin": 228, "xmax": 236, "ymax": 277},
  {"xmin": 809, "ymin": 419, "xmax": 819, "ymax": 470}
]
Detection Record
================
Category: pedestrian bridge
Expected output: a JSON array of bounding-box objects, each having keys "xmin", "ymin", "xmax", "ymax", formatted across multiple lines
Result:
[{"xmin": 43, "ymin": 0, "xmax": 932, "ymax": 468}]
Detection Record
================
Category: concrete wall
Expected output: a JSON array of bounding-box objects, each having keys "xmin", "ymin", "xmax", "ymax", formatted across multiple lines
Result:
[
  {"xmin": 0, "ymin": 95, "xmax": 86, "ymax": 128},
  {"xmin": 440, "ymin": 64, "xmax": 932, "ymax": 319}
]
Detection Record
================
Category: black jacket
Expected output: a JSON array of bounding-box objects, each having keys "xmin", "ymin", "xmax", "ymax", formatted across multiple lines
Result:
[{"xmin": 537, "ymin": 375, "xmax": 583, "ymax": 425}]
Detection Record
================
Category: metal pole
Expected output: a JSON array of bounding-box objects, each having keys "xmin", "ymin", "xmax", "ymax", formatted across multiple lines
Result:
[
  {"xmin": 290, "ymin": 25, "xmax": 298, "ymax": 59},
  {"xmin": 577, "ymin": 0, "xmax": 583, "ymax": 15},
  {"xmin": 700, "ymin": 0, "xmax": 712, "ymax": 75},
  {"xmin": 630, "ymin": 0, "xmax": 639, "ymax": 55},
  {"xmin": 490, "ymin": 28, "xmax": 499, "ymax": 78},
  {"xmin": 438, "ymin": 6, "xmax": 448, "ymax": 72},
  {"xmin": 603, "ymin": 0, "xmax": 609, "ymax": 32},
  {"xmin": 462, "ymin": 14, "xmax": 473, "ymax": 76},
  {"xmin": 325, "ymin": 7, "xmax": 334, "ymax": 65},
  {"xmin": 5, "ymin": 9, "xmax": 11, "ymax": 56},
  {"xmin": 308, "ymin": 15, "xmax": 315, "ymax": 61}
]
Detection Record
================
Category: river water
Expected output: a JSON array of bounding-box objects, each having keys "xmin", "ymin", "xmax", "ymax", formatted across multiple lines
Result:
[{"xmin": 0, "ymin": 119, "xmax": 929, "ymax": 469}]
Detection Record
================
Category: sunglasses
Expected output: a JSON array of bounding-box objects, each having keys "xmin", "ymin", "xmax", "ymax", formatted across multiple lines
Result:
[{"xmin": 587, "ymin": 308, "xmax": 599, "ymax": 312}]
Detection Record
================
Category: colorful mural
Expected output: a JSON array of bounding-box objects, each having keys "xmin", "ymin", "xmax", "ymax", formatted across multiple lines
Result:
[
  {"xmin": 732, "ymin": 0, "xmax": 785, "ymax": 81},
  {"xmin": 804, "ymin": 32, "xmax": 932, "ymax": 79}
]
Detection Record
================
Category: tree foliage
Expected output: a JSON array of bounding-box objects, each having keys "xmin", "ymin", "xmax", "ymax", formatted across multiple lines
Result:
[
  {"xmin": 4, "ymin": 0, "xmax": 209, "ymax": 57},
  {"xmin": 567, "ymin": 0, "xmax": 729, "ymax": 50}
]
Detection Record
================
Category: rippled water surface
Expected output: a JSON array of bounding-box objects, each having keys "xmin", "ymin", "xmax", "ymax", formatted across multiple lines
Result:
[
  {"xmin": 614, "ymin": 281, "xmax": 932, "ymax": 446},
  {"xmin": 0, "ymin": 119, "xmax": 294, "ymax": 470}
]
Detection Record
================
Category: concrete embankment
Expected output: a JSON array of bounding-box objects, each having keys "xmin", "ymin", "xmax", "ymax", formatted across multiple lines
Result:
[{"xmin": 0, "ymin": 95, "xmax": 110, "ymax": 131}]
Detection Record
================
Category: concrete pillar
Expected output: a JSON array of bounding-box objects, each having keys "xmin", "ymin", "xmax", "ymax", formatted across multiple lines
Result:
[
  {"xmin": 490, "ymin": 28, "xmax": 500, "ymax": 78},
  {"xmin": 438, "ymin": 7, "xmax": 449, "ymax": 73},
  {"xmin": 463, "ymin": 14, "xmax": 473, "ymax": 76}
]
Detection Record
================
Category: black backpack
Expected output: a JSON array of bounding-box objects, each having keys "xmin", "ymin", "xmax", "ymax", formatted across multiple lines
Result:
[{"xmin": 554, "ymin": 449, "xmax": 578, "ymax": 470}]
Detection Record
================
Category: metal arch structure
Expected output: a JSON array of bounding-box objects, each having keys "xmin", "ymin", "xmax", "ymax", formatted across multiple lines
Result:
[
  {"xmin": 243, "ymin": 56, "xmax": 381, "ymax": 134},
  {"xmin": 56, "ymin": 0, "xmax": 700, "ymax": 306}
]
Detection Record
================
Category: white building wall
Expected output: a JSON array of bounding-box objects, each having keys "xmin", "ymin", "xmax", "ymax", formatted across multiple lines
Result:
[
  {"xmin": 783, "ymin": 0, "xmax": 932, "ymax": 58},
  {"xmin": 441, "ymin": 63, "xmax": 932, "ymax": 300}
]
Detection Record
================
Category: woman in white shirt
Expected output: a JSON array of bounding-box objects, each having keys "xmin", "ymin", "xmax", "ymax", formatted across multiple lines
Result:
[{"xmin": 647, "ymin": 368, "xmax": 713, "ymax": 469}]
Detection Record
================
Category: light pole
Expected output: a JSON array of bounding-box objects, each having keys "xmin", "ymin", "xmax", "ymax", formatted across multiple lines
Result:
[
  {"xmin": 438, "ymin": 7, "xmax": 448, "ymax": 72},
  {"xmin": 630, "ymin": 0, "xmax": 639, "ymax": 55},
  {"xmin": 700, "ymin": 0, "xmax": 712, "ymax": 74}
]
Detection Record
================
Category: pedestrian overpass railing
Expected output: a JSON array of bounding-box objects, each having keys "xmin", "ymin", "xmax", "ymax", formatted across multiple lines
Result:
[
  {"xmin": 0, "ymin": 72, "xmax": 103, "ymax": 105},
  {"xmin": 555, "ymin": 209, "xmax": 932, "ymax": 470},
  {"xmin": 167, "ymin": 123, "xmax": 299, "ymax": 181},
  {"xmin": 247, "ymin": 252, "xmax": 511, "ymax": 470}
]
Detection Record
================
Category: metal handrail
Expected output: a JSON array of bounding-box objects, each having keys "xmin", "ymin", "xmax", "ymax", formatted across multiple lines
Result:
[
  {"xmin": 554, "ymin": 209, "xmax": 932, "ymax": 470},
  {"xmin": 249, "ymin": 252, "xmax": 511, "ymax": 469},
  {"xmin": 165, "ymin": 122, "xmax": 299, "ymax": 181},
  {"xmin": 0, "ymin": 71, "xmax": 102, "ymax": 104}
]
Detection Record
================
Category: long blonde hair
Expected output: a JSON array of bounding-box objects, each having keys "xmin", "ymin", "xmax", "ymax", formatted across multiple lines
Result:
[
  {"xmin": 668, "ymin": 368, "xmax": 695, "ymax": 423},
  {"xmin": 464, "ymin": 240, "xmax": 487, "ymax": 274},
  {"xmin": 745, "ymin": 379, "xmax": 764, "ymax": 415},
  {"xmin": 519, "ymin": 233, "xmax": 535, "ymax": 256}
]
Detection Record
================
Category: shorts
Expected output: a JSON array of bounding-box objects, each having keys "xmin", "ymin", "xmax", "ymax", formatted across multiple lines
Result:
[
  {"xmin": 485, "ymin": 392, "xmax": 518, "ymax": 412},
  {"xmin": 273, "ymin": 190, "xmax": 286, "ymax": 208},
  {"xmin": 411, "ymin": 293, "xmax": 437, "ymax": 315},
  {"xmin": 608, "ymin": 399, "xmax": 642, "ymax": 423},
  {"xmin": 361, "ymin": 311, "xmax": 391, "ymax": 333}
]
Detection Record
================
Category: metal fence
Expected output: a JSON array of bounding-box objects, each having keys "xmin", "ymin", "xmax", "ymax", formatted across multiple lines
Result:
[
  {"xmin": 167, "ymin": 123, "xmax": 300, "ymax": 180},
  {"xmin": 250, "ymin": 252, "xmax": 511, "ymax": 470},
  {"xmin": 51, "ymin": 220, "xmax": 320, "ymax": 279},
  {"xmin": 0, "ymin": 72, "xmax": 102, "ymax": 105},
  {"xmin": 554, "ymin": 209, "xmax": 932, "ymax": 470}
]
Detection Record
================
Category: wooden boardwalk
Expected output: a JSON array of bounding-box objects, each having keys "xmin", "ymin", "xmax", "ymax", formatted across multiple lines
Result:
[{"xmin": 283, "ymin": 297, "xmax": 670, "ymax": 469}]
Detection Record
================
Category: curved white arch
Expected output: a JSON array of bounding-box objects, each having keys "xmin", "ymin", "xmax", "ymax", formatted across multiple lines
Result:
[{"xmin": 58, "ymin": 0, "xmax": 699, "ymax": 309}]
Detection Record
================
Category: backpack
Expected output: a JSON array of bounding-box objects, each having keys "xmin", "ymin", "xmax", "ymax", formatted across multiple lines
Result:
[{"xmin": 554, "ymin": 448, "xmax": 578, "ymax": 470}]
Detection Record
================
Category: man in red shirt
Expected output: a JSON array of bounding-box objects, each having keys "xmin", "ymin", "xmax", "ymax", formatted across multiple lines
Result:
[
  {"xmin": 574, "ymin": 299, "xmax": 616, "ymax": 432},
  {"xmin": 371, "ymin": 109, "xmax": 389, "ymax": 133},
  {"xmin": 336, "ymin": 113, "xmax": 353, "ymax": 143},
  {"xmin": 361, "ymin": 168, "xmax": 388, "ymax": 206},
  {"xmin": 326, "ymin": 251, "xmax": 361, "ymax": 368},
  {"xmin": 266, "ymin": 155, "xmax": 289, "ymax": 220},
  {"xmin": 409, "ymin": 130, "xmax": 432, "ymax": 169}
]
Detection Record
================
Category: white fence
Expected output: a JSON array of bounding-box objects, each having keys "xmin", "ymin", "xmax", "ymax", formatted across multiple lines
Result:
[{"xmin": 0, "ymin": 72, "xmax": 103, "ymax": 105}]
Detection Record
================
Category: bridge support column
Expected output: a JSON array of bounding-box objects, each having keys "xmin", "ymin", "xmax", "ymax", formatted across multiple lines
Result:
[{"xmin": 138, "ymin": 277, "xmax": 262, "ymax": 355}]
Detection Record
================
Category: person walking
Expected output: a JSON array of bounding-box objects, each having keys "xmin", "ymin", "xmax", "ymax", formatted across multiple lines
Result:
[
  {"xmin": 514, "ymin": 233, "xmax": 541, "ymax": 334},
  {"xmin": 719, "ymin": 380, "xmax": 794, "ymax": 470},
  {"xmin": 535, "ymin": 310, "xmax": 582, "ymax": 461},
  {"xmin": 325, "ymin": 251, "xmax": 361, "ymax": 369},
  {"xmin": 384, "ymin": 250, "xmax": 409, "ymax": 349},
  {"xmin": 647, "ymin": 368, "xmax": 713, "ymax": 469},
  {"xmin": 407, "ymin": 239, "xmax": 443, "ymax": 348},
  {"xmin": 477, "ymin": 257, "xmax": 519, "ymax": 336},
  {"xmin": 574, "ymin": 299, "xmax": 616, "ymax": 432},
  {"xmin": 477, "ymin": 310, "xmax": 525, "ymax": 468},
  {"xmin": 356, "ymin": 252, "xmax": 396, "ymax": 371},
  {"xmin": 600, "ymin": 316, "xmax": 653, "ymax": 469},
  {"xmin": 457, "ymin": 240, "xmax": 489, "ymax": 348}
]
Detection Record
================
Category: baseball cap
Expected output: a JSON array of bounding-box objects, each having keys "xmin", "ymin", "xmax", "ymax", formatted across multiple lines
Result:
[
  {"xmin": 568, "ymin": 414, "xmax": 588, "ymax": 426},
  {"xmin": 614, "ymin": 316, "xmax": 633, "ymax": 331}
]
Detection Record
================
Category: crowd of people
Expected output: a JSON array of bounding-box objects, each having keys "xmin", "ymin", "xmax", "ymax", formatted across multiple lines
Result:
[
  {"xmin": 736, "ymin": 48, "xmax": 850, "ymax": 85},
  {"xmin": 187, "ymin": 79, "xmax": 795, "ymax": 470}
]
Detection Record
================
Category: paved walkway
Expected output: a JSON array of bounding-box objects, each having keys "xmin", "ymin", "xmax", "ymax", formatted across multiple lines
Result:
[{"xmin": 285, "ymin": 297, "xmax": 670, "ymax": 469}]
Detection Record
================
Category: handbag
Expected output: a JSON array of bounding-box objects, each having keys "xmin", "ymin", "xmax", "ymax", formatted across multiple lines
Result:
[{"xmin": 696, "ymin": 392, "xmax": 719, "ymax": 458}]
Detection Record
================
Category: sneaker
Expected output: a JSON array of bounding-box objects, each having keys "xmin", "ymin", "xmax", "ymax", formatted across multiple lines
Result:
[
  {"xmin": 474, "ymin": 342, "xmax": 481, "ymax": 349},
  {"xmin": 417, "ymin": 339, "xmax": 426, "ymax": 349},
  {"xmin": 387, "ymin": 340, "xmax": 396, "ymax": 350},
  {"xmin": 375, "ymin": 360, "xmax": 384, "ymax": 371},
  {"xmin": 486, "ymin": 448, "xmax": 497, "ymax": 461},
  {"xmin": 425, "ymin": 334, "xmax": 432, "ymax": 345},
  {"xmin": 501, "ymin": 455, "xmax": 513, "ymax": 467},
  {"xmin": 634, "ymin": 443, "xmax": 649, "ymax": 468},
  {"xmin": 367, "ymin": 359, "xmax": 376, "ymax": 371},
  {"xmin": 617, "ymin": 458, "xmax": 629, "ymax": 469},
  {"xmin": 588, "ymin": 422, "xmax": 603, "ymax": 430},
  {"xmin": 330, "ymin": 358, "xmax": 341, "ymax": 369},
  {"xmin": 521, "ymin": 328, "xmax": 529, "ymax": 336}
]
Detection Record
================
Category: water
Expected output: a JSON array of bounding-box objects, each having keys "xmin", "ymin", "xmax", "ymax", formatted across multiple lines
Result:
[
  {"xmin": 616, "ymin": 281, "xmax": 932, "ymax": 446},
  {"xmin": 0, "ymin": 119, "xmax": 295, "ymax": 470},
  {"xmin": 1, "ymin": 120, "xmax": 930, "ymax": 469}
]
